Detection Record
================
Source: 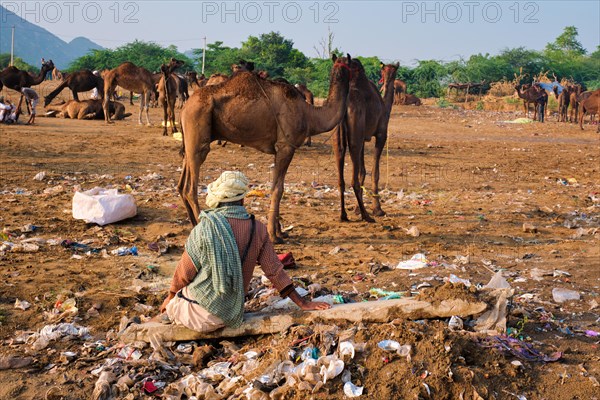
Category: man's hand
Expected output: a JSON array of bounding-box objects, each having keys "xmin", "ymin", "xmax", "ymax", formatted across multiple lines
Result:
[
  {"xmin": 289, "ymin": 288, "xmax": 332, "ymax": 311},
  {"xmin": 300, "ymin": 300, "xmax": 331, "ymax": 311},
  {"xmin": 160, "ymin": 293, "xmax": 175, "ymax": 313}
]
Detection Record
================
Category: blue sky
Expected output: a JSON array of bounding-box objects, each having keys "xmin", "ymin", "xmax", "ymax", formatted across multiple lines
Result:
[{"xmin": 3, "ymin": 1, "xmax": 599, "ymax": 64}]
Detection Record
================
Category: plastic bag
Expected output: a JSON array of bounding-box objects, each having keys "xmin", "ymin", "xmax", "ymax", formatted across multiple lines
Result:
[{"xmin": 72, "ymin": 187, "xmax": 137, "ymax": 226}]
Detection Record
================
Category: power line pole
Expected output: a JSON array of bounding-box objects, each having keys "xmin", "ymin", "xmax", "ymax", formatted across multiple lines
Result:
[
  {"xmin": 201, "ymin": 37, "xmax": 206, "ymax": 75},
  {"xmin": 10, "ymin": 25, "xmax": 15, "ymax": 66}
]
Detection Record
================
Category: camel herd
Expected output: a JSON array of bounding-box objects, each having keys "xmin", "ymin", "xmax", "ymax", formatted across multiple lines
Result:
[
  {"xmin": 1, "ymin": 57, "xmax": 598, "ymax": 242},
  {"xmin": 514, "ymin": 81, "xmax": 599, "ymax": 130}
]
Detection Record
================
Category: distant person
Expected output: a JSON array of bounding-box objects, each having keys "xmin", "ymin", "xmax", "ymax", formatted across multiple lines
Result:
[
  {"xmin": 20, "ymin": 87, "xmax": 39, "ymax": 125},
  {"xmin": 90, "ymin": 71, "xmax": 100, "ymax": 100},
  {"xmin": 0, "ymin": 96, "xmax": 17, "ymax": 123}
]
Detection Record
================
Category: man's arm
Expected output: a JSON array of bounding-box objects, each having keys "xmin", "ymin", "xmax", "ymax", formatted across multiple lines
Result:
[{"xmin": 160, "ymin": 251, "xmax": 198, "ymax": 312}]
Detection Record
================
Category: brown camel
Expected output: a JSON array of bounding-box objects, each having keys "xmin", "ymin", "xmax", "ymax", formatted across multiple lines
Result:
[
  {"xmin": 393, "ymin": 79, "xmax": 407, "ymax": 105},
  {"xmin": 102, "ymin": 61, "xmax": 155, "ymax": 124},
  {"xmin": 178, "ymin": 54, "xmax": 352, "ymax": 243},
  {"xmin": 578, "ymin": 89, "xmax": 600, "ymax": 132},
  {"xmin": 399, "ymin": 93, "xmax": 422, "ymax": 106},
  {"xmin": 44, "ymin": 69, "xmax": 104, "ymax": 106},
  {"xmin": 568, "ymin": 85, "xmax": 583, "ymax": 122},
  {"xmin": 0, "ymin": 59, "xmax": 54, "ymax": 92},
  {"xmin": 333, "ymin": 61, "xmax": 398, "ymax": 223},
  {"xmin": 553, "ymin": 86, "xmax": 571, "ymax": 122},
  {"xmin": 157, "ymin": 58, "xmax": 185, "ymax": 136},
  {"xmin": 294, "ymin": 83, "xmax": 315, "ymax": 146},
  {"xmin": 185, "ymin": 71, "xmax": 206, "ymax": 89},
  {"xmin": 52, "ymin": 67, "xmax": 63, "ymax": 81},
  {"xmin": 46, "ymin": 99, "xmax": 130, "ymax": 120},
  {"xmin": 515, "ymin": 84, "xmax": 547, "ymax": 122},
  {"xmin": 206, "ymin": 60, "xmax": 255, "ymax": 86}
]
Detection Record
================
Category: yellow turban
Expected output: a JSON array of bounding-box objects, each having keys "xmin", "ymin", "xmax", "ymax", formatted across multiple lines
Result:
[{"xmin": 205, "ymin": 171, "xmax": 250, "ymax": 209}]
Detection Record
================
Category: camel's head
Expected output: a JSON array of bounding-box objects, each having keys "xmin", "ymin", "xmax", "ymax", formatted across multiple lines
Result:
[
  {"xmin": 331, "ymin": 53, "xmax": 353, "ymax": 83},
  {"xmin": 167, "ymin": 58, "xmax": 185, "ymax": 72},
  {"xmin": 232, "ymin": 60, "xmax": 255, "ymax": 74},
  {"xmin": 379, "ymin": 62, "xmax": 399, "ymax": 86}
]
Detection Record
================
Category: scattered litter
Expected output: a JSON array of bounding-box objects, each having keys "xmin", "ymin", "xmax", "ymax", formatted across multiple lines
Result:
[
  {"xmin": 33, "ymin": 171, "xmax": 46, "ymax": 181},
  {"xmin": 448, "ymin": 315, "xmax": 464, "ymax": 330},
  {"xmin": 405, "ymin": 226, "xmax": 420, "ymax": 237},
  {"xmin": 484, "ymin": 271, "xmax": 511, "ymax": 289},
  {"xmin": 72, "ymin": 187, "xmax": 137, "ymax": 226},
  {"xmin": 369, "ymin": 288, "xmax": 405, "ymax": 300},
  {"xmin": 14, "ymin": 299, "xmax": 31, "ymax": 310},
  {"xmin": 479, "ymin": 336, "xmax": 562, "ymax": 362},
  {"xmin": 343, "ymin": 381, "xmax": 364, "ymax": 397},
  {"xmin": 447, "ymin": 274, "xmax": 472, "ymax": 288},
  {"xmin": 552, "ymin": 288, "xmax": 580, "ymax": 303},
  {"xmin": 396, "ymin": 253, "xmax": 429, "ymax": 270},
  {"xmin": 111, "ymin": 246, "xmax": 138, "ymax": 256}
]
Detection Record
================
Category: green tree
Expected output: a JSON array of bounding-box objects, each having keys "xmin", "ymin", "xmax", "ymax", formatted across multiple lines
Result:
[
  {"xmin": 0, "ymin": 53, "xmax": 35, "ymax": 71},
  {"xmin": 68, "ymin": 41, "xmax": 194, "ymax": 73},
  {"xmin": 411, "ymin": 60, "xmax": 448, "ymax": 98},
  {"xmin": 191, "ymin": 41, "xmax": 241, "ymax": 76},
  {"xmin": 546, "ymin": 26, "xmax": 586, "ymax": 56},
  {"xmin": 239, "ymin": 32, "xmax": 308, "ymax": 77}
]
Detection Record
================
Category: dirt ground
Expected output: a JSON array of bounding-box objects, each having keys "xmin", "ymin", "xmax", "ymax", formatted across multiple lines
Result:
[{"xmin": 0, "ymin": 82, "xmax": 599, "ymax": 400}]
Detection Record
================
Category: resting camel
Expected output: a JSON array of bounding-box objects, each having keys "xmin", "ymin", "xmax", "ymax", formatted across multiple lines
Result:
[
  {"xmin": 44, "ymin": 69, "xmax": 104, "ymax": 106},
  {"xmin": 178, "ymin": 54, "xmax": 352, "ymax": 243},
  {"xmin": 393, "ymin": 79, "xmax": 407, "ymax": 105},
  {"xmin": 333, "ymin": 61, "xmax": 398, "ymax": 223},
  {"xmin": 102, "ymin": 61, "xmax": 155, "ymax": 124},
  {"xmin": 399, "ymin": 93, "xmax": 422, "ymax": 106},
  {"xmin": 46, "ymin": 99, "xmax": 130, "ymax": 120},
  {"xmin": 515, "ymin": 84, "xmax": 547, "ymax": 122},
  {"xmin": 578, "ymin": 89, "xmax": 600, "ymax": 132},
  {"xmin": 157, "ymin": 58, "xmax": 186, "ymax": 136}
]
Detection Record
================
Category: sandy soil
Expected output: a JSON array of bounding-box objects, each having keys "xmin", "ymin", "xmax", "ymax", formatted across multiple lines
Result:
[{"xmin": 0, "ymin": 82, "xmax": 599, "ymax": 399}]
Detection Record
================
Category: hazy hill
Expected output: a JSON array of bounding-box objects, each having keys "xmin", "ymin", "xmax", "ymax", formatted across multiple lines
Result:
[{"xmin": 0, "ymin": 5, "xmax": 103, "ymax": 69}]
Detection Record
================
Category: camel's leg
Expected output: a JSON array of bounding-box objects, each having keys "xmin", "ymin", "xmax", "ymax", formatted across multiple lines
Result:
[
  {"xmin": 349, "ymin": 139, "xmax": 374, "ymax": 223},
  {"xmin": 161, "ymin": 97, "xmax": 169, "ymax": 136},
  {"xmin": 144, "ymin": 92, "xmax": 152, "ymax": 126},
  {"xmin": 371, "ymin": 133, "xmax": 387, "ymax": 217},
  {"xmin": 332, "ymin": 125, "xmax": 348, "ymax": 222},
  {"xmin": 72, "ymin": 90, "xmax": 79, "ymax": 102},
  {"xmin": 103, "ymin": 82, "xmax": 115, "ymax": 124},
  {"xmin": 354, "ymin": 146, "xmax": 367, "ymax": 216},
  {"xmin": 130, "ymin": 91, "xmax": 134, "ymax": 106},
  {"xmin": 170, "ymin": 98, "xmax": 178, "ymax": 134},
  {"xmin": 268, "ymin": 144, "xmax": 296, "ymax": 244}
]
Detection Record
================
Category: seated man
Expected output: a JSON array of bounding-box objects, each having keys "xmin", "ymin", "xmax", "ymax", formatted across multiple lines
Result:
[
  {"xmin": 160, "ymin": 171, "xmax": 330, "ymax": 333},
  {"xmin": 20, "ymin": 87, "xmax": 39, "ymax": 125},
  {"xmin": 0, "ymin": 96, "xmax": 17, "ymax": 123}
]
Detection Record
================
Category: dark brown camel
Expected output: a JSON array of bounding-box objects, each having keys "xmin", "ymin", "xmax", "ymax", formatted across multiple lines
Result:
[
  {"xmin": 515, "ymin": 84, "xmax": 547, "ymax": 122},
  {"xmin": 553, "ymin": 86, "xmax": 571, "ymax": 122},
  {"xmin": 0, "ymin": 59, "xmax": 54, "ymax": 92},
  {"xmin": 157, "ymin": 58, "xmax": 185, "ymax": 136},
  {"xmin": 295, "ymin": 83, "xmax": 315, "ymax": 146},
  {"xmin": 333, "ymin": 61, "xmax": 398, "ymax": 223},
  {"xmin": 185, "ymin": 71, "xmax": 206, "ymax": 89},
  {"xmin": 44, "ymin": 69, "xmax": 104, "ymax": 106},
  {"xmin": 399, "ymin": 93, "xmax": 422, "ymax": 106},
  {"xmin": 578, "ymin": 89, "xmax": 600, "ymax": 132},
  {"xmin": 178, "ymin": 54, "xmax": 352, "ymax": 243},
  {"xmin": 393, "ymin": 79, "xmax": 407, "ymax": 105},
  {"xmin": 103, "ymin": 62, "xmax": 155, "ymax": 124}
]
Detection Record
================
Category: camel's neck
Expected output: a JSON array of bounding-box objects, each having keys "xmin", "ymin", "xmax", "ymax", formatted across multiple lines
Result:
[
  {"xmin": 382, "ymin": 76, "xmax": 395, "ymax": 112},
  {"xmin": 30, "ymin": 67, "xmax": 48, "ymax": 85},
  {"xmin": 307, "ymin": 75, "xmax": 349, "ymax": 136}
]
